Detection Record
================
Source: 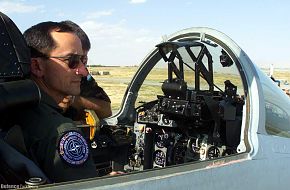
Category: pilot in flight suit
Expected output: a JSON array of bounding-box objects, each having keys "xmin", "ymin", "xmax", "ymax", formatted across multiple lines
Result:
[
  {"xmin": 17, "ymin": 90, "xmax": 96, "ymax": 182},
  {"xmin": 16, "ymin": 21, "xmax": 98, "ymax": 182}
]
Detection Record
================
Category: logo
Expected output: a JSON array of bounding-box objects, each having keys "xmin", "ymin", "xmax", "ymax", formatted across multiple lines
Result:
[{"xmin": 59, "ymin": 131, "xmax": 89, "ymax": 165}]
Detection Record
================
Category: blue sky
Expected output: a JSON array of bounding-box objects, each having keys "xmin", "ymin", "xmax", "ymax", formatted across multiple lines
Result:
[{"xmin": 1, "ymin": 0, "xmax": 290, "ymax": 68}]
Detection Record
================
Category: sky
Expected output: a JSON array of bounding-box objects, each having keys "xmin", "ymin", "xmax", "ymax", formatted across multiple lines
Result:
[{"xmin": 1, "ymin": 0, "xmax": 290, "ymax": 68}]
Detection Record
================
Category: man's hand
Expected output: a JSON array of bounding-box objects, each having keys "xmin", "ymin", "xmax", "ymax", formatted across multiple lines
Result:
[{"xmin": 59, "ymin": 95, "xmax": 75, "ymax": 112}]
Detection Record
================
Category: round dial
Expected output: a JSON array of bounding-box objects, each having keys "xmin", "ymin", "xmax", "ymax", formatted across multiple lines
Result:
[{"xmin": 153, "ymin": 150, "xmax": 166, "ymax": 166}]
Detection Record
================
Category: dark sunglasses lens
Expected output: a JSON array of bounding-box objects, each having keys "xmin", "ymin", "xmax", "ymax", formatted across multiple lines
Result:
[{"xmin": 68, "ymin": 55, "xmax": 81, "ymax": 69}]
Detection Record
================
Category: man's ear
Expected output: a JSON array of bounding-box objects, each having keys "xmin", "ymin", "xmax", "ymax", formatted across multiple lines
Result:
[{"xmin": 30, "ymin": 58, "xmax": 45, "ymax": 77}]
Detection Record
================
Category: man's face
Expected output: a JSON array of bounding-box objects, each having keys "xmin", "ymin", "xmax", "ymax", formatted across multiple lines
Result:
[{"xmin": 41, "ymin": 31, "xmax": 88, "ymax": 97}]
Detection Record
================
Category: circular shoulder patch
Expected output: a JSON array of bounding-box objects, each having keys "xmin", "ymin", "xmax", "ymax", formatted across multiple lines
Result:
[{"xmin": 58, "ymin": 131, "xmax": 89, "ymax": 166}]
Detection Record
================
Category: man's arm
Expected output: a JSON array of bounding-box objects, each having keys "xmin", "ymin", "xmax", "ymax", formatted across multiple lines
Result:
[
  {"xmin": 72, "ymin": 96, "xmax": 112, "ymax": 119},
  {"xmin": 74, "ymin": 75, "xmax": 112, "ymax": 119}
]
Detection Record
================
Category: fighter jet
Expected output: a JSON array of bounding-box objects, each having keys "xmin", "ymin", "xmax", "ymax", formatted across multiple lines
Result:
[{"xmin": 0, "ymin": 11, "xmax": 290, "ymax": 190}]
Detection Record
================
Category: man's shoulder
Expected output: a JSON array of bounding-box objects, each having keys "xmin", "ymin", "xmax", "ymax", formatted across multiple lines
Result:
[
  {"xmin": 20, "ymin": 101, "xmax": 69, "ymax": 122},
  {"xmin": 80, "ymin": 75, "xmax": 111, "ymax": 102},
  {"xmin": 18, "ymin": 101, "xmax": 75, "ymax": 136}
]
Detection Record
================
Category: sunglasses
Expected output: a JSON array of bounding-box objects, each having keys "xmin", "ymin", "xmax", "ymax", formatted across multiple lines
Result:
[{"xmin": 42, "ymin": 54, "xmax": 87, "ymax": 69}]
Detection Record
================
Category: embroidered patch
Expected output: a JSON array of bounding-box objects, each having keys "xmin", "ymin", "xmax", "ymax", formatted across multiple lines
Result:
[{"xmin": 59, "ymin": 131, "xmax": 89, "ymax": 165}]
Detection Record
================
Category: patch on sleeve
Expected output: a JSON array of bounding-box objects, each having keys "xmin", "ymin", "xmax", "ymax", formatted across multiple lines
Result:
[{"xmin": 58, "ymin": 131, "xmax": 89, "ymax": 166}]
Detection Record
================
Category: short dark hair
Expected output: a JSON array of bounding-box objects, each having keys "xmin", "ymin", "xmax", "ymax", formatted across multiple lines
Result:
[
  {"xmin": 60, "ymin": 20, "xmax": 91, "ymax": 52},
  {"xmin": 23, "ymin": 21, "xmax": 74, "ymax": 57}
]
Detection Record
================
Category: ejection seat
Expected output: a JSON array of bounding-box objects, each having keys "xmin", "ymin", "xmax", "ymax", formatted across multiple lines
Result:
[{"xmin": 0, "ymin": 12, "xmax": 49, "ymax": 185}]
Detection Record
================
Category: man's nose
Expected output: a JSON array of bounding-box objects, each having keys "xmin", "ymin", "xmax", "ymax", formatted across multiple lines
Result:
[{"xmin": 75, "ymin": 63, "xmax": 89, "ymax": 77}]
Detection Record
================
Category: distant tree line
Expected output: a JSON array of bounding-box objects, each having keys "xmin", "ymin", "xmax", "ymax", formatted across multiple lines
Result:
[
  {"xmin": 87, "ymin": 65, "xmax": 139, "ymax": 67},
  {"xmin": 88, "ymin": 65, "xmax": 120, "ymax": 67}
]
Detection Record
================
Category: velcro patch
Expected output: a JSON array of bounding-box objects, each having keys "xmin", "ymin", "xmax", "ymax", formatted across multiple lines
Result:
[{"xmin": 58, "ymin": 131, "xmax": 89, "ymax": 165}]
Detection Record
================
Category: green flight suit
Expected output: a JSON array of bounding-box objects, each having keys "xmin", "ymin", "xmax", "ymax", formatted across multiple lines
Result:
[
  {"xmin": 17, "ymin": 90, "xmax": 96, "ymax": 183},
  {"xmin": 80, "ymin": 75, "xmax": 111, "ymax": 103}
]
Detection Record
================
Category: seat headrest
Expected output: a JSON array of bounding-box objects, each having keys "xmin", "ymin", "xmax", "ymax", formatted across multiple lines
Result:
[
  {"xmin": 0, "ymin": 12, "xmax": 30, "ymax": 81},
  {"xmin": 0, "ymin": 79, "xmax": 40, "ymax": 112},
  {"xmin": 0, "ymin": 12, "xmax": 40, "ymax": 114}
]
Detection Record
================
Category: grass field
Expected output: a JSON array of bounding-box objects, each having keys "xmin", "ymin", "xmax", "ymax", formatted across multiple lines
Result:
[
  {"xmin": 89, "ymin": 66, "xmax": 290, "ymax": 112},
  {"xmin": 88, "ymin": 66, "xmax": 138, "ymax": 111}
]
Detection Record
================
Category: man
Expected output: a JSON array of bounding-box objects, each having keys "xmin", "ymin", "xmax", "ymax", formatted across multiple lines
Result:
[
  {"xmin": 59, "ymin": 20, "xmax": 112, "ymax": 119},
  {"xmin": 18, "ymin": 21, "xmax": 97, "ymax": 182}
]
